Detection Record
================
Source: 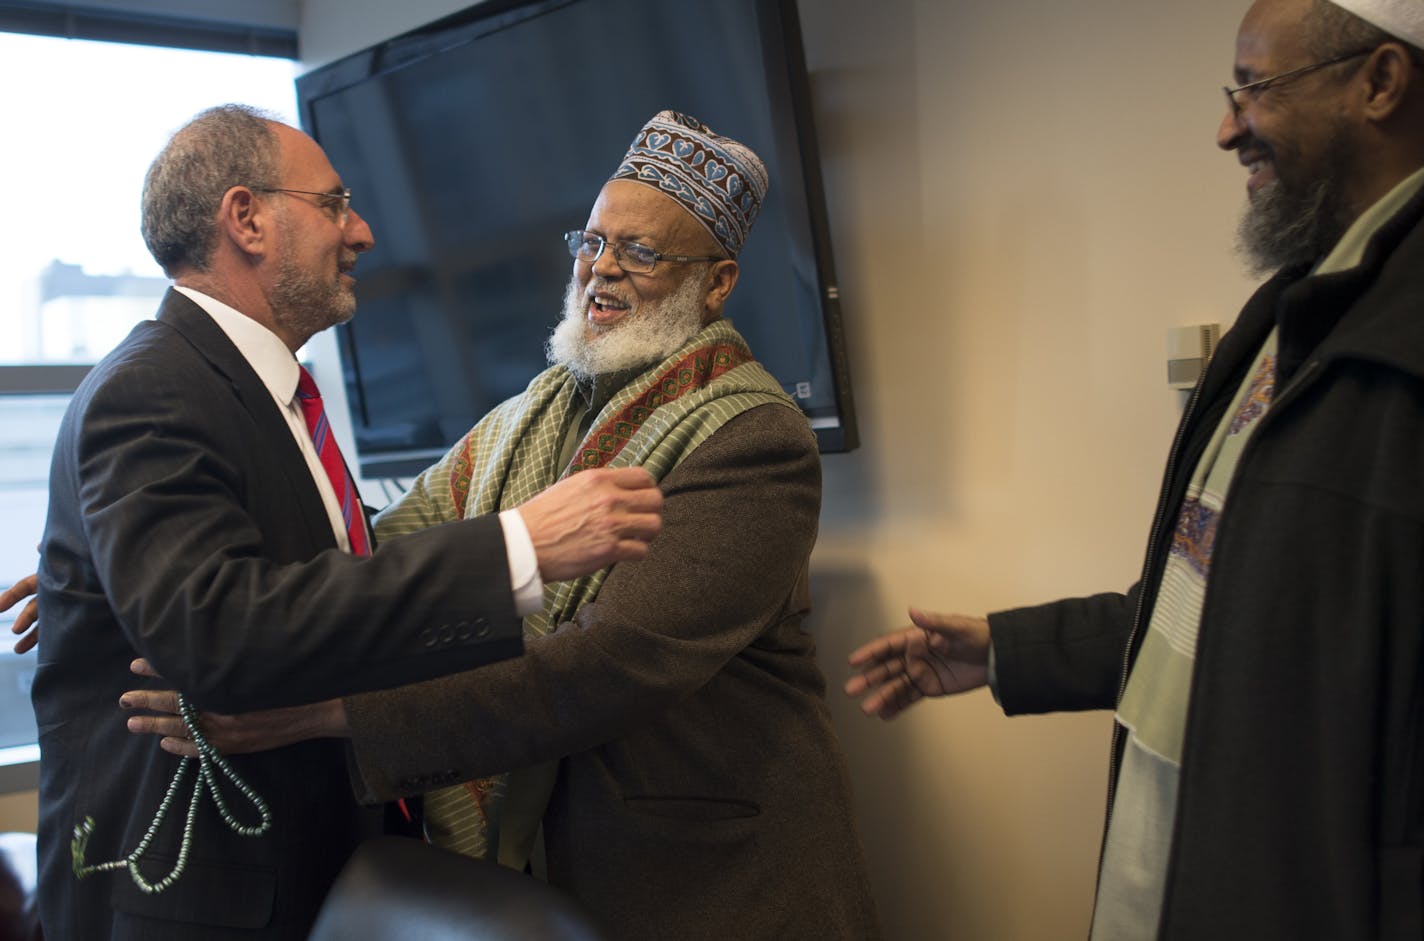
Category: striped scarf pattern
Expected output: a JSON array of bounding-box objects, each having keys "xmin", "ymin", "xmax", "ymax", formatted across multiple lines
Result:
[{"xmin": 372, "ymin": 318, "xmax": 797, "ymax": 865}]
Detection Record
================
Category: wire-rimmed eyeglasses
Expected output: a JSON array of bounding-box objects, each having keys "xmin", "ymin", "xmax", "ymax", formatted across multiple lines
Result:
[
  {"xmin": 564, "ymin": 230, "xmax": 722, "ymax": 275},
  {"xmin": 253, "ymin": 186, "xmax": 352, "ymax": 224},
  {"xmin": 1223, "ymin": 48, "xmax": 1375, "ymax": 116}
]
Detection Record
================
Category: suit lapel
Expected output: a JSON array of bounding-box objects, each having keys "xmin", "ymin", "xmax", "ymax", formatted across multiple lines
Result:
[{"xmin": 155, "ymin": 290, "xmax": 339, "ymax": 552}]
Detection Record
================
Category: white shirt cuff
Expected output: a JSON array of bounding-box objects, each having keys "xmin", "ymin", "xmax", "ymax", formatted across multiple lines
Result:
[{"xmin": 499, "ymin": 508, "xmax": 544, "ymax": 616}]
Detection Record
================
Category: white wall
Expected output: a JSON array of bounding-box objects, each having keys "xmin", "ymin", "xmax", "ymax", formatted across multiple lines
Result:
[
  {"xmin": 797, "ymin": 2, "xmax": 1257, "ymax": 936},
  {"xmin": 297, "ymin": 1, "xmax": 1263, "ymax": 938}
]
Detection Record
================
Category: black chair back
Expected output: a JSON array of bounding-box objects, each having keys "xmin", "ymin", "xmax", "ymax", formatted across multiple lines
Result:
[{"xmin": 307, "ymin": 836, "xmax": 609, "ymax": 941}]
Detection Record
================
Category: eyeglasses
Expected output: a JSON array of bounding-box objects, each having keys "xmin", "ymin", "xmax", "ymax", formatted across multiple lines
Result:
[
  {"xmin": 1223, "ymin": 48, "xmax": 1374, "ymax": 116},
  {"xmin": 563, "ymin": 230, "xmax": 722, "ymax": 274},
  {"xmin": 253, "ymin": 186, "xmax": 352, "ymax": 225}
]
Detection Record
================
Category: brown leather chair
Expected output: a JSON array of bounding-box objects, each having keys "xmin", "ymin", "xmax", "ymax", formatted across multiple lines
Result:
[{"xmin": 307, "ymin": 836, "xmax": 608, "ymax": 941}]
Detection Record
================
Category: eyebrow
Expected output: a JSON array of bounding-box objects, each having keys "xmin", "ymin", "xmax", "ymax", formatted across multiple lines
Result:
[{"xmin": 592, "ymin": 229, "xmax": 661, "ymax": 246}]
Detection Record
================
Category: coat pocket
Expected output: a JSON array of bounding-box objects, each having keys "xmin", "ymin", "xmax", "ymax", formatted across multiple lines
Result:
[{"xmin": 111, "ymin": 854, "xmax": 275, "ymax": 930}]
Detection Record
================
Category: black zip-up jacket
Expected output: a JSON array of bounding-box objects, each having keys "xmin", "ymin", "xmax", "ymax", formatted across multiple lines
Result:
[{"xmin": 989, "ymin": 185, "xmax": 1424, "ymax": 940}]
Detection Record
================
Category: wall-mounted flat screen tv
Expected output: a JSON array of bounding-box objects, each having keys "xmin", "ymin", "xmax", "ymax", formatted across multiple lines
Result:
[{"xmin": 296, "ymin": 0, "xmax": 857, "ymax": 478}]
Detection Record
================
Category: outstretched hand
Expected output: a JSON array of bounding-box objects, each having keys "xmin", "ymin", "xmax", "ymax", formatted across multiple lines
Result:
[
  {"xmin": 844, "ymin": 608, "xmax": 992, "ymax": 720},
  {"xmin": 0, "ymin": 574, "xmax": 38, "ymax": 655},
  {"xmin": 519, "ymin": 466, "xmax": 664, "ymax": 581},
  {"xmin": 121, "ymin": 659, "xmax": 349, "ymax": 758}
]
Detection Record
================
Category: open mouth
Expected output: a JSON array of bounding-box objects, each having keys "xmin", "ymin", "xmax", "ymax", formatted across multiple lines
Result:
[
  {"xmin": 1241, "ymin": 152, "xmax": 1274, "ymax": 196},
  {"xmin": 588, "ymin": 292, "xmax": 631, "ymax": 326}
]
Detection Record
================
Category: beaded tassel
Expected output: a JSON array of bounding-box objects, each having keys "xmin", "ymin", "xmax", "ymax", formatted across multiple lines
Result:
[{"xmin": 71, "ymin": 694, "xmax": 272, "ymax": 894}]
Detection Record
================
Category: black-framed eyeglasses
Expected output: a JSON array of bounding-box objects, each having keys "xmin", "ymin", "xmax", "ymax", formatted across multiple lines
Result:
[
  {"xmin": 253, "ymin": 186, "xmax": 352, "ymax": 224},
  {"xmin": 1223, "ymin": 48, "xmax": 1375, "ymax": 116},
  {"xmin": 563, "ymin": 229, "xmax": 722, "ymax": 274}
]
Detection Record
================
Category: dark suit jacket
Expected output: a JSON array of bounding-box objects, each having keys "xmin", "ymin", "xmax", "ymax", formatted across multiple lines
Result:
[
  {"xmin": 345, "ymin": 403, "xmax": 882, "ymax": 940},
  {"xmin": 34, "ymin": 291, "xmax": 521, "ymax": 940}
]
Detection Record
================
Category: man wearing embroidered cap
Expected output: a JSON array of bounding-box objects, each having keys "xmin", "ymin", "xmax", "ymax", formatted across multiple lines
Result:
[
  {"xmin": 610, "ymin": 110, "xmax": 768, "ymax": 258},
  {"xmin": 126, "ymin": 111, "xmax": 882, "ymax": 940},
  {"xmin": 848, "ymin": 1, "xmax": 1424, "ymax": 937}
]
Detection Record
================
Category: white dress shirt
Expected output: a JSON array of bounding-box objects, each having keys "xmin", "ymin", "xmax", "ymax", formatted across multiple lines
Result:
[{"xmin": 173, "ymin": 286, "xmax": 543, "ymax": 614}]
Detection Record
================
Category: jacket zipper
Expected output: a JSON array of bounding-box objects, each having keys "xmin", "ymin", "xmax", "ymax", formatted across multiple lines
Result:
[{"xmin": 1103, "ymin": 378, "xmax": 1206, "ymax": 823}]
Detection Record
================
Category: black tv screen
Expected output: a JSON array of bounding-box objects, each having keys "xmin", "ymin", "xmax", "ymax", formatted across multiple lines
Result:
[{"xmin": 296, "ymin": 0, "xmax": 857, "ymax": 478}]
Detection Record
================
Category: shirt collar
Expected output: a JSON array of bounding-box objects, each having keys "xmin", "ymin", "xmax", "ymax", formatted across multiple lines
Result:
[
  {"xmin": 172, "ymin": 285, "xmax": 303, "ymax": 404},
  {"xmin": 1317, "ymin": 165, "xmax": 1424, "ymax": 275},
  {"xmin": 574, "ymin": 363, "xmax": 653, "ymax": 415}
]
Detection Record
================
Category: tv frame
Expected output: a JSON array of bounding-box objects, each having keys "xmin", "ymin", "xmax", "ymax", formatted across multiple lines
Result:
[{"xmin": 296, "ymin": 0, "xmax": 858, "ymax": 477}]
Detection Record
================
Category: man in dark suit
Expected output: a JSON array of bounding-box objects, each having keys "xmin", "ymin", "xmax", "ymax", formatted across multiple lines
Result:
[{"xmin": 31, "ymin": 104, "xmax": 662, "ymax": 940}]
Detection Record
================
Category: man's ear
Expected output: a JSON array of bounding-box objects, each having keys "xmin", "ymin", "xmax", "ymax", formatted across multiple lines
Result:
[
  {"xmin": 1361, "ymin": 42, "xmax": 1417, "ymax": 123},
  {"xmin": 702, "ymin": 259, "xmax": 740, "ymax": 323},
  {"xmin": 217, "ymin": 186, "xmax": 268, "ymax": 259}
]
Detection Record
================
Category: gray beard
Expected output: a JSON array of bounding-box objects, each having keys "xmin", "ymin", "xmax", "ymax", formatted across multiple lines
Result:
[
  {"xmin": 1234, "ymin": 127, "xmax": 1356, "ymax": 276},
  {"xmin": 545, "ymin": 270, "xmax": 708, "ymax": 381},
  {"xmin": 1235, "ymin": 178, "xmax": 1349, "ymax": 275},
  {"xmin": 269, "ymin": 229, "xmax": 355, "ymax": 343}
]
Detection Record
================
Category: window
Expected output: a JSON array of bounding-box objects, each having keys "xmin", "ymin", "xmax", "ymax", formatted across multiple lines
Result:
[{"xmin": 0, "ymin": 29, "xmax": 300, "ymax": 786}]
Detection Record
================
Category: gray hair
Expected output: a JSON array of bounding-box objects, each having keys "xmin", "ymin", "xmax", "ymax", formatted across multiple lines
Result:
[{"xmin": 140, "ymin": 104, "xmax": 283, "ymax": 276}]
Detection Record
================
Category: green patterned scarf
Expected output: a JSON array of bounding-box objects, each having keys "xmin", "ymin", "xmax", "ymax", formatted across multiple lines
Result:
[{"xmin": 371, "ymin": 317, "xmax": 797, "ymax": 867}]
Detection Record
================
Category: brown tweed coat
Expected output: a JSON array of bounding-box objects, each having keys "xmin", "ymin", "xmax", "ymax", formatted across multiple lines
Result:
[{"xmin": 342, "ymin": 401, "xmax": 880, "ymax": 940}]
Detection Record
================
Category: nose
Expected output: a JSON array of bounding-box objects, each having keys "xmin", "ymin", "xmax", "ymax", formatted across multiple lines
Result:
[
  {"xmin": 1217, "ymin": 95, "xmax": 1245, "ymax": 151},
  {"xmin": 345, "ymin": 207, "xmax": 375, "ymax": 253},
  {"xmin": 589, "ymin": 240, "xmax": 624, "ymax": 279}
]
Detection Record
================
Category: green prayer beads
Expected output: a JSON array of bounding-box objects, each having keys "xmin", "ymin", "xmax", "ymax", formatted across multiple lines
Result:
[{"xmin": 70, "ymin": 693, "xmax": 272, "ymax": 894}]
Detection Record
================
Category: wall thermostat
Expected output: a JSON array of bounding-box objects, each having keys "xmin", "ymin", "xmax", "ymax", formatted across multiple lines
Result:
[{"xmin": 1167, "ymin": 323, "xmax": 1221, "ymax": 390}]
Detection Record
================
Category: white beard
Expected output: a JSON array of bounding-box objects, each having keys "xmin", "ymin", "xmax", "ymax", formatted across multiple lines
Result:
[{"xmin": 545, "ymin": 269, "xmax": 709, "ymax": 381}]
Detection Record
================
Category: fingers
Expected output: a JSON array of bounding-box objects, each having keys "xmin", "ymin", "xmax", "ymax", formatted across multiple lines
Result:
[
  {"xmin": 843, "ymin": 654, "xmax": 908, "ymax": 698},
  {"xmin": 596, "ymin": 469, "xmax": 664, "ymax": 548},
  {"xmin": 521, "ymin": 467, "xmax": 666, "ymax": 581},
  {"xmin": 847, "ymin": 631, "xmax": 910, "ymax": 667},
  {"xmin": 158, "ymin": 737, "xmax": 200, "ymax": 758},
  {"xmin": 120, "ymin": 688, "xmax": 180, "ymax": 714},
  {"xmin": 604, "ymin": 466, "xmax": 659, "ymax": 495},
  {"xmin": 0, "ymin": 574, "xmax": 37, "ymax": 612},
  {"xmin": 606, "ymin": 538, "xmax": 652, "ymax": 565},
  {"xmin": 11, "ymin": 603, "xmax": 38, "ymax": 655},
  {"xmin": 124, "ymin": 713, "xmax": 187, "ymax": 739},
  {"xmin": 844, "ymin": 653, "xmax": 927, "ymax": 720},
  {"xmin": 844, "ymin": 608, "xmax": 993, "ymax": 719},
  {"xmin": 857, "ymin": 674, "xmax": 921, "ymax": 720},
  {"xmin": 130, "ymin": 658, "xmax": 162, "ymax": 679},
  {"xmin": 2, "ymin": 576, "xmax": 39, "ymax": 655},
  {"xmin": 8, "ymin": 599, "xmax": 37, "ymax": 634},
  {"xmin": 121, "ymin": 689, "xmax": 199, "ymax": 757},
  {"xmin": 844, "ymin": 632, "xmax": 920, "ymax": 719},
  {"xmin": 907, "ymin": 607, "xmax": 989, "ymax": 636}
]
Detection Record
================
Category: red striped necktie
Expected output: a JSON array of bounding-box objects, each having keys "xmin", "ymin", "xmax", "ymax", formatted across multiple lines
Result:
[{"xmin": 295, "ymin": 367, "xmax": 371, "ymax": 556}]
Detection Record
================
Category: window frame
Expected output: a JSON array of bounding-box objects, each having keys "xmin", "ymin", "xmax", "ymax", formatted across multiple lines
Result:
[
  {"xmin": 0, "ymin": 5, "xmax": 300, "ymax": 791},
  {"xmin": 0, "ymin": 364, "xmax": 90, "ymax": 792}
]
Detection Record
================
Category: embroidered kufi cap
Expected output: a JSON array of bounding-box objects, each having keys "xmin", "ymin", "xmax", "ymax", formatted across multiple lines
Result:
[
  {"xmin": 1328, "ymin": 0, "xmax": 1424, "ymax": 48},
  {"xmin": 609, "ymin": 110, "xmax": 769, "ymax": 258}
]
